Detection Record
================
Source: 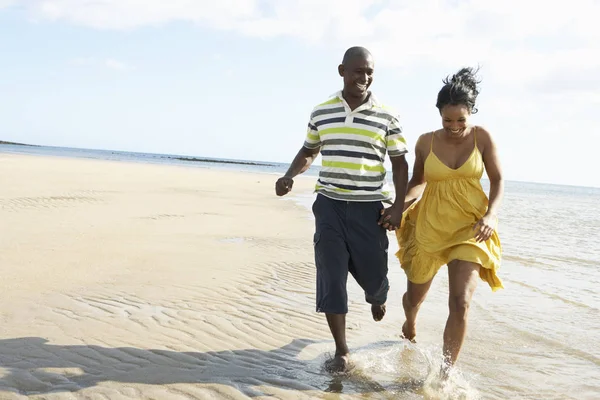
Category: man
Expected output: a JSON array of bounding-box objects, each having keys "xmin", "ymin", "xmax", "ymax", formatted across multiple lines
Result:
[{"xmin": 275, "ymin": 46, "xmax": 409, "ymax": 373}]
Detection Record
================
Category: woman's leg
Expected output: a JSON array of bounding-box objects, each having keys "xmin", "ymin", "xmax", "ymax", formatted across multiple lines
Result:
[
  {"xmin": 443, "ymin": 260, "xmax": 480, "ymax": 366},
  {"xmin": 402, "ymin": 278, "xmax": 434, "ymax": 341}
]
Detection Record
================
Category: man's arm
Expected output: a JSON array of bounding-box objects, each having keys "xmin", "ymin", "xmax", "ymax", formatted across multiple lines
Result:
[
  {"xmin": 275, "ymin": 111, "xmax": 321, "ymax": 197},
  {"xmin": 390, "ymin": 155, "xmax": 409, "ymax": 209},
  {"xmin": 283, "ymin": 146, "xmax": 320, "ymax": 179},
  {"xmin": 378, "ymin": 155, "xmax": 408, "ymax": 230},
  {"xmin": 378, "ymin": 112, "xmax": 409, "ymax": 230},
  {"xmin": 275, "ymin": 146, "xmax": 320, "ymax": 196}
]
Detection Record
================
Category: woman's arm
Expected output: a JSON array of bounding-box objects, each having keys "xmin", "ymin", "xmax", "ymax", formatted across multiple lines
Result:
[
  {"xmin": 480, "ymin": 128, "xmax": 504, "ymax": 217},
  {"xmin": 403, "ymin": 134, "xmax": 428, "ymax": 211},
  {"xmin": 474, "ymin": 127, "xmax": 504, "ymax": 242}
]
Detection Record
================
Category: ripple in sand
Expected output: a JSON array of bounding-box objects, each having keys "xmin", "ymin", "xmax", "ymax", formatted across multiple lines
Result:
[
  {"xmin": 219, "ymin": 237, "xmax": 253, "ymax": 244},
  {"xmin": 138, "ymin": 214, "xmax": 186, "ymax": 220},
  {"xmin": 0, "ymin": 195, "xmax": 101, "ymax": 212},
  {"xmin": 0, "ymin": 259, "xmax": 483, "ymax": 399}
]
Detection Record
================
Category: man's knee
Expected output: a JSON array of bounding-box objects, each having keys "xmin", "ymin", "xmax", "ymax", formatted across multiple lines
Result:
[
  {"xmin": 364, "ymin": 277, "xmax": 389, "ymax": 305},
  {"xmin": 349, "ymin": 233, "xmax": 389, "ymax": 306},
  {"xmin": 315, "ymin": 234, "xmax": 349, "ymax": 314},
  {"xmin": 316, "ymin": 280, "xmax": 348, "ymax": 314}
]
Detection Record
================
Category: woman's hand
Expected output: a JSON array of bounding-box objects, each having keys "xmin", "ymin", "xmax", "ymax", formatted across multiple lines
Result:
[{"xmin": 473, "ymin": 213, "xmax": 497, "ymax": 242}]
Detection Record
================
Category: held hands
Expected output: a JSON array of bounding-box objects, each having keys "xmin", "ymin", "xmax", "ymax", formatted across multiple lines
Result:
[
  {"xmin": 473, "ymin": 213, "xmax": 497, "ymax": 242},
  {"xmin": 378, "ymin": 205, "xmax": 403, "ymax": 231},
  {"xmin": 275, "ymin": 176, "xmax": 294, "ymax": 196}
]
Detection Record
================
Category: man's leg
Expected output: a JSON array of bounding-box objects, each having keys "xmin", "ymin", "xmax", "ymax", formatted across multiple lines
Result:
[
  {"xmin": 346, "ymin": 200, "xmax": 390, "ymax": 321},
  {"xmin": 324, "ymin": 313, "xmax": 349, "ymax": 372},
  {"xmin": 312, "ymin": 195, "xmax": 351, "ymax": 372}
]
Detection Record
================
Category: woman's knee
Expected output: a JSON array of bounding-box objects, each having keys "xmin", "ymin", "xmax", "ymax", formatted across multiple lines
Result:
[
  {"xmin": 447, "ymin": 259, "xmax": 480, "ymax": 318},
  {"xmin": 448, "ymin": 294, "xmax": 471, "ymax": 319},
  {"xmin": 405, "ymin": 281, "xmax": 431, "ymax": 307}
]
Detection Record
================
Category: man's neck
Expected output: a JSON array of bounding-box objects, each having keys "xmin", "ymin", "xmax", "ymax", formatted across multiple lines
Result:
[{"xmin": 342, "ymin": 90, "xmax": 370, "ymax": 111}]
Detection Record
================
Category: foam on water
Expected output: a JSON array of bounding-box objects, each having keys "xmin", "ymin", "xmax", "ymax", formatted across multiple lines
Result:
[{"xmin": 296, "ymin": 339, "xmax": 481, "ymax": 399}]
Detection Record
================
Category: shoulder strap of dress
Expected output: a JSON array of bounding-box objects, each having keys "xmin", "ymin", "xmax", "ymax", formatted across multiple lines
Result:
[
  {"xmin": 473, "ymin": 126, "xmax": 478, "ymax": 146},
  {"xmin": 430, "ymin": 131, "xmax": 435, "ymax": 151}
]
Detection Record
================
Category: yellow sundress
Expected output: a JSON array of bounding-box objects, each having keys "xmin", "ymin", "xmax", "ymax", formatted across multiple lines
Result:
[{"xmin": 395, "ymin": 129, "xmax": 503, "ymax": 291}]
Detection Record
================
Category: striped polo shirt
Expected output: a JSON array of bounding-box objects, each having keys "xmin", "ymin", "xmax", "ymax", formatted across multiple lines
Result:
[{"xmin": 303, "ymin": 91, "xmax": 408, "ymax": 202}]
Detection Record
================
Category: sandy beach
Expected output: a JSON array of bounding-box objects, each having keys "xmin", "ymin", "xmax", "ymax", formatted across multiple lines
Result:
[
  {"xmin": 0, "ymin": 154, "xmax": 323, "ymax": 398},
  {"xmin": 1, "ymin": 153, "xmax": 598, "ymax": 400},
  {"xmin": 0, "ymin": 154, "xmax": 420, "ymax": 399}
]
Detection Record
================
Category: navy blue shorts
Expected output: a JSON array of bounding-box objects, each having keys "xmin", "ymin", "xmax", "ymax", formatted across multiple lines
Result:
[{"xmin": 312, "ymin": 194, "xmax": 390, "ymax": 314}]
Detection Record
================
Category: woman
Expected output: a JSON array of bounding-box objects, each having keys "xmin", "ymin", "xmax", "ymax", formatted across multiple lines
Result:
[{"xmin": 395, "ymin": 67, "xmax": 504, "ymax": 372}]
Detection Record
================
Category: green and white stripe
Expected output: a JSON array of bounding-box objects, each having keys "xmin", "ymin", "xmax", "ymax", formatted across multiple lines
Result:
[{"xmin": 303, "ymin": 91, "xmax": 408, "ymax": 202}]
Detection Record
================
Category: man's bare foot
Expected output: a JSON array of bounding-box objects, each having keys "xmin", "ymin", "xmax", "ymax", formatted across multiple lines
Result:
[
  {"xmin": 401, "ymin": 321, "xmax": 416, "ymax": 343},
  {"xmin": 371, "ymin": 304, "xmax": 386, "ymax": 321},
  {"xmin": 324, "ymin": 353, "xmax": 352, "ymax": 373}
]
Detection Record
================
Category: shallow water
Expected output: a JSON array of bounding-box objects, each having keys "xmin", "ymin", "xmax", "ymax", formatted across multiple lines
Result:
[{"xmin": 292, "ymin": 182, "xmax": 600, "ymax": 400}]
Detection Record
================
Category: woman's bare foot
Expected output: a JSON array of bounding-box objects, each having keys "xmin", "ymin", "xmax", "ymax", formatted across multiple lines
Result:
[
  {"xmin": 371, "ymin": 304, "xmax": 386, "ymax": 321},
  {"xmin": 325, "ymin": 353, "xmax": 352, "ymax": 373},
  {"xmin": 439, "ymin": 360, "xmax": 453, "ymax": 381},
  {"xmin": 401, "ymin": 320, "xmax": 416, "ymax": 343},
  {"xmin": 401, "ymin": 292, "xmax": 419, "ymax": 342}
]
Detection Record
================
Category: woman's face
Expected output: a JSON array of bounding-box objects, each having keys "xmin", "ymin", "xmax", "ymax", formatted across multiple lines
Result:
[{"xmin": 441, "ymin": 104, "xmax": 471, "ymax": 138}]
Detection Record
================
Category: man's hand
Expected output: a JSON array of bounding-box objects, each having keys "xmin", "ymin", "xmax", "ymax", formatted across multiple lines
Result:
[
  {"xmin": 275, "ymin": 146, "xmax": 320, "ymax": 197},
  {"xmin": 378, "ymin": 204, "xmax": 403, "ymax": 231},
  {"xmin": 275, "ymin": 177, "xmax": 294, "ymax": 196}
]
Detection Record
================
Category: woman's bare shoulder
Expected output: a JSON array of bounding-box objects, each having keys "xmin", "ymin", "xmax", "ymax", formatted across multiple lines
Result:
[
  {"xmin": 474, "ymin": 125, "xmax": 496, "ymax": 150},
  {"xmin": 474, "ymin": 125, "xmax": 494, "ymax": 141},
  {"xmin": 415, "ymin": 131, "xmax": 436, "ymax": 157}
]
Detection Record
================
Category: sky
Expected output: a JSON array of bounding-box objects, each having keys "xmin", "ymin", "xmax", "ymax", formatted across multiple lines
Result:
[{"xmin": 1, "ymin": 0, "xmax": 599, "ymax": 187}]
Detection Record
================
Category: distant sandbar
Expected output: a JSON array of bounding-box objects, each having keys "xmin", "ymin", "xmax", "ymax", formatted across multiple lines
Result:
[
  {"xmin": 172, "ymin": 157, "xmax": 277, "ymax": 167},
  {"xmin": 0, "ymin": 141, "xmax": 35, "ymax": 146}
]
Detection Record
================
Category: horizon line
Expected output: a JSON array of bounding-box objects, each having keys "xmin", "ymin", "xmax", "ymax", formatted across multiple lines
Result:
[{"xmin": 1, "ymin": 140, "xmax": 598, "ymax": 190}]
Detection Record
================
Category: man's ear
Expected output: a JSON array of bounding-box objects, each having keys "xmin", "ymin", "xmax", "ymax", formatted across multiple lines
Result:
[{"xmin": 338, "ymin": 64, "xmax": 344, "ymax": 77}]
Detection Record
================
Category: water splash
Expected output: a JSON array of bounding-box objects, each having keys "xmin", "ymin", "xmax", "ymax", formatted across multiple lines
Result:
[{"xmin": 316, "ymin": 340, "xmax": 481, "ymax": 399}]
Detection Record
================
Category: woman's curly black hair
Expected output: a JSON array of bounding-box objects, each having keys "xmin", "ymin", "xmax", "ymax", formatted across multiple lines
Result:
[{"xmin": 436, "ymin": 67, "xmax": 481, "ymax": 114}]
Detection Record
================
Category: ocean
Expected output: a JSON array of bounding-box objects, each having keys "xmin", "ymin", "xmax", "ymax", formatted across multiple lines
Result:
[{"xmin": 2, "ymin": 143, "xmax": 599, "ymax": 399}]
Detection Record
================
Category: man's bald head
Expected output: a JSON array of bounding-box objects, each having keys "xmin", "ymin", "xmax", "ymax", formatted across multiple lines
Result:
[
  {"xmin": 342, "ymin": 46, "xmax": 373, "ymax": 65},
  {"xmin": 338, "ymin": 46, "xmax": 374, "ymax": 102}
]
